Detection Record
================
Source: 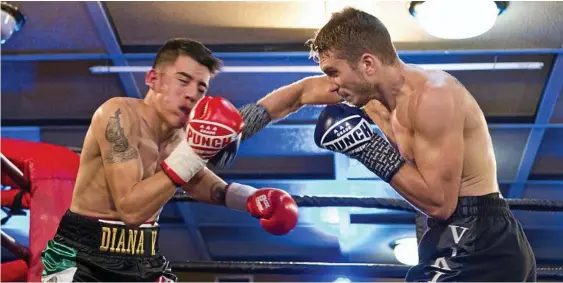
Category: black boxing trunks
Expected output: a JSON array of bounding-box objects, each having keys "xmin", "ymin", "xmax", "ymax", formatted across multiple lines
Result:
[
  {"xmin": 40, "ymin": 210, "xmax": 176, "ymax": 282},
  {"xmin": 405, "ymin": 193, "xmax": 536, "ymax": 282}
]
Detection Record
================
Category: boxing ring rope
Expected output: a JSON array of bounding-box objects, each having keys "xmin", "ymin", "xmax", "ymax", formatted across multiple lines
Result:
[
  {"xmin": 171, "ymin": 192, "xmax": 563, "ymax": 280},
  {"xmin": 1, "ymin": 230, "xmax": 30, "ymax": 262},
  {"xmin": 1, "ymin": 153, "xmax": 31, "ymax": 219},
  {"xmin": 171, "ymin": 261, "xmax": 410, "ymax": 277},
  {"xmin": 1, "ymin": 153, "xmax": 31, "ymax": 261},
  {"xmin": 1, "ymin": 153, "xmax": 30, "ymax": 191},
  {"xmin": 172, "ymin": 193, "xmax": 563, "ymax": 212},
  {"xmin": 167, "ymin": 261, "xmax": 563, "ymax": 280}
]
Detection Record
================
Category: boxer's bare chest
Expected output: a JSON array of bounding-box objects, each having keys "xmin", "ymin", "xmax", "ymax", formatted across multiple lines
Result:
[
  {"xmin": 363, "ymin": 100, "xmax": 415, "ymax": 163},
  {"xmin": 137, "ymin": 126, "xmax": 181, "ymax": 178},
  {"xmin": 390, "ymin": 107, "xmax": 415, "ymax": 162}
]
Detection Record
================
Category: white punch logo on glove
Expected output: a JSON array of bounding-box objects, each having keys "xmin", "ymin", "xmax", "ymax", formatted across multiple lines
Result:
[
  {"xmin": 320, "ymin": 115, "xmax": 374, "ymax": 155},
  {"xmin": 187, "ymin": 120, "xmax": 238, "ymax": 158},
  {"xmin": 255, "ymin": 194, "xmax": 270, "ymax": 212}
]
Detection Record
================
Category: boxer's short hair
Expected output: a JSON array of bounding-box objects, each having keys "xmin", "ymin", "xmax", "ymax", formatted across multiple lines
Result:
[
  {"xmin": 306, "ymin": 7, "xmax": 397, "ymax": 65},
  {"xmin": 153, "ymin": 38, "xmax": 222, "ymax": 75}
]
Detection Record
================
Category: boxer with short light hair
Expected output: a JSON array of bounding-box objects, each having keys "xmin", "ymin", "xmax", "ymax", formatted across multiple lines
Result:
[
  {"xmin": 238, "ymin": 7, "xmax": 536, "ymax": 282},
  {"xmin": 40, "ymin": 38, "xmax": 298, "ymax": 282}
]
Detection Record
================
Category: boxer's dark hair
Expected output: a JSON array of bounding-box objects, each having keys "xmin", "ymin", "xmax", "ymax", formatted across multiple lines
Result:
[
  {"xmin": 306, "ymin": 7, "xmax": 397, "ymax": 65},
  {"xmin": 153, "ymin": 38, "xmax": 222, "ymax": 75}
]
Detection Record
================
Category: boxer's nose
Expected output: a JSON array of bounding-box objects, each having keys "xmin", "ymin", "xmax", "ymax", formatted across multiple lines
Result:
[
  {"xmin": 184, "ymin": 84, "xmax": 202, "ymax": 105},
  {"xmin": 328, "ymin": 81, "xmax": 339, "ymax": 93}
]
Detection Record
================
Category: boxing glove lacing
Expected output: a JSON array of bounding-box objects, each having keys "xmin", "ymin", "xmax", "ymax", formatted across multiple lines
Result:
[
  {"xmin": 356, "ymin": 134, "xmax": 405, "ymax": 183},
  {"xmin": 238, "ymin": 104, "xmax": 272, "ymax": 141}
]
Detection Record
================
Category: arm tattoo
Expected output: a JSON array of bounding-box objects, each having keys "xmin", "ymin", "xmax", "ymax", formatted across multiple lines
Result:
[
  {"xmin": 104, "ymin": 108, "xmax": 138, "ymax": 164},
  {"xmin": 210, "ymin": 181, "xmax": 227, "ymax": 205}
]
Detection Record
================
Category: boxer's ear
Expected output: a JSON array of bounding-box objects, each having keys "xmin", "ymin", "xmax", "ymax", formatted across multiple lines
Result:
[
  {"xmin": 145, "ymin": 69, "xmax": 158, "ymax": 89},
  {"xmin": 360, "ymin": 53, "xmax": 379, "ymax": 76}
]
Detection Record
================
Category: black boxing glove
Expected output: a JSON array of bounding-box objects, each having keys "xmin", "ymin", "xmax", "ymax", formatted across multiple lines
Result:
[
  {"xmin": 209, "ymin": 135, "xmax": 240, "ymax": 168},
  {"xmin": 314, "ymin": 103, "xmax": 375, "ymax": 157},
  {"xmin": 314, "ymin": 103, "xmax": 405, "ymax": 182}
]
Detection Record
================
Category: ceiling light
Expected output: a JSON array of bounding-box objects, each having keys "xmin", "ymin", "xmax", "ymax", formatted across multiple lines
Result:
[
  {"xmin": 1, "ymin": 2, "xmax": 26, "ymax": 44},
  {"xmin": 391, "ymin": 237, "xmax": 419, "ymax": 266},
  {"xmin": 409, "ymin": 1, "xmax": 509, "ymax": 39}
]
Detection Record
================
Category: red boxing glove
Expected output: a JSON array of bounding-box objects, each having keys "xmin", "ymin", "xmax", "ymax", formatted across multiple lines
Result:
[
  {"xmin": 162, "ymin": 96, "xmax": 244, "ymax": 186},
  {"xmin": 248, "ymin": 189, "xmax": 299, "ymax": 235},
  {"xmin": 187, "ymin": 96, "xmax": 244, "ymax": 159},
  {"xmin": 225, "ymin": 183, "xmax": 298, "ymax": 235}
]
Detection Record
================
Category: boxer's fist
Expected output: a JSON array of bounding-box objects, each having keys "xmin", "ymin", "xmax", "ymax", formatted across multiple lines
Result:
[
  {"xmin": 315, "ymin": 103, "xmax": 405, "ymax": 182},
  {"xmin": 162, "ymin": 96, "xmax": 244, "ymax": 186},
  {"xmin": 314, "ymin": 103, "xmax": 375, "ymax": 157},
  {"xmin": 247, "ymin": 188, "xmax": 298, "ymax": 235},
  {"xmin": 187, "ymin": 96, "xmax": 244, "ymax": 159},
  {"xmin": 225, "ymin": 183, "xmax": 298, "ymax": 235}
]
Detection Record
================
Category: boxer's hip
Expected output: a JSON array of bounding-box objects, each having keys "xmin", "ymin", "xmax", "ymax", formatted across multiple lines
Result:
[
  {"xmin": 41, "ymin": 210, "xmax": 175, "ymax": 282},
  {"xmin": 421, "ymin": 193, "xmax": 526, "ymax": 258},
  {"xmin": 447, "ymin": 192, "xmax": 511, "ymax": 220},
  {"xmin": 53, "ymin": 209, "xmax": 162, "ymax": 257},
  {"xmin": 406, "ymin": 193, "xmax": 536, "ymax": 282}
]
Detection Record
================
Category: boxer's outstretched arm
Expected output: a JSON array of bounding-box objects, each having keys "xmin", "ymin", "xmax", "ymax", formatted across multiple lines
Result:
[
  {"xmin": 389, "ymin": 86, "xmax": 464, "ymax": 220},
  {"xmin": 257, "ymin": 75, "xmax": 342, "ymax": 120},
  {"xmin": 93, "ymin": 98, "xmax": 178, "ymax": 226},
  {"xmin": 182, "ymin": 163, "xmax": 299, "ymax": 236},
  {"xmin": 238, "ymin": 75, "xmax": 341, "ymax": 142}
]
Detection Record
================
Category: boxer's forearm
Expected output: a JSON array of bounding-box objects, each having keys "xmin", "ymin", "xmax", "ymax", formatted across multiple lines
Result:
[
  {"xmin": 355, "ymin": 136, "xmax": 454, "ymax": 220},
  {"xmin": 389, "ymin": 165, "xmax": 456, "ymax": 220},
  {"xmin": 257, "ymin": 75, "xmax": 341, "ymax": 120},
  {"xmin": 118, "ymin": 171, "xmax": 178, "ymax": 226},
  {"xmin": 239, "ymin": 76, "xmax": 340, "ymax": 142},
  {"xmin": 181, "ymin": 168, "xmax": 228, "ymax": 206},
  {"xmin": 357, "ymin": 149, "xmax": 456, "ymax": 219},
  {"xmin": 257, "ymin": 78, "xmax": 309, "ymax": 120}
]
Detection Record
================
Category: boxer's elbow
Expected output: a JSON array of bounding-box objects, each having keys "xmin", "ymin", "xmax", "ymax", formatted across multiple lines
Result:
[
  {"xmin": 426, "ymin": 185, "xmax": 459, "ymax": 220},
  {"xmin": 394, "ymin": 179, "xmax": 452, "ymax": 220},
  {"xmin": 115, "ymin": 199, "xmax": 149, "ymax": 227},
  {"xmin": 391, "ymin": 166, "xmax": 459, "ymax": 220},
  {"xmin": 415, "ymin": 187, "xmax": 454, "ymax": 220},
  {"xmin": 120, "ymin": 210, "xmax": 147, "ymax": 227},
  {"xmin": 426, "ymin": 204, "xmax": 455, "ymax": 221},
  {"xmin": 118, "ymin": 209, "xmax": 147, "ymax": 227}
]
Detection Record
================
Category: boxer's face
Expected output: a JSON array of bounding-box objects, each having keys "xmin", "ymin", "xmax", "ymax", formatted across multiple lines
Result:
[
  {"xmin": 319, "ymin": 51, "xmax": 376, "ymax": 107},
  {"xmin": 146, "ymin": 55, "xmax": 211, "ymax": 128}
]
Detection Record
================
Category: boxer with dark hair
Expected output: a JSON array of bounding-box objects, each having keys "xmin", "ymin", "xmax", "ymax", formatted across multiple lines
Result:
[
  {"xmin": 238, "ymin": 7, "xmax": 536, "ymax": 282},
  {"xmin": 40, "ymin": 38, "xmax": 298, "ymax": 282}
]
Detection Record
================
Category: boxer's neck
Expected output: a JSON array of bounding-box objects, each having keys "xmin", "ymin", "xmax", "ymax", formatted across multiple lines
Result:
[
  {"xmin": 155, "ymin": 121, "xmax": 178, "ymax": 144},
  {"xmin": 142, "ymin": 94, "xmax": 178, "ymax": 144},
  {"xmin": 374, "ymin": 61, "xmax": 407, "ymax": 111},
  {"xmin": 152, "ymin": 114, "xmax": 178, "ymax": 145}
]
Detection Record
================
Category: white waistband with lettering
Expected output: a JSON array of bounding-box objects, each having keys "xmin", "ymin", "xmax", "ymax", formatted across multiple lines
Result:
[{"xmin": 98, "ymin": 219, "xmax": 159, "ymax": 228}]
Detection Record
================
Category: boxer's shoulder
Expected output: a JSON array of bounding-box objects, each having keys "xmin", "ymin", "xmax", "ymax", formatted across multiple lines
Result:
[
  {"xmin": 412, "ymin": 72, "xmax": 465, "ymax": 112},
  {"xmin": 90, "ymin": 97, "xmax": 142, "ymax": 143},
  {"xmin": 98, "ymin": 97, "xmax": 144, "ymax": 113},
  {"xmin": 93, "ymin": 98, "xmax": 141, "ymax": 124},
  {"xmin": 423, "ymin": 70, "xmax": 466, "ymax": 96},
  {"xmin": 404, "ymin": 72, "xmax": 466, "ymax": 133}
]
